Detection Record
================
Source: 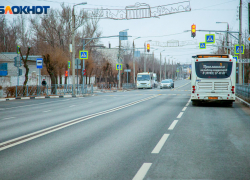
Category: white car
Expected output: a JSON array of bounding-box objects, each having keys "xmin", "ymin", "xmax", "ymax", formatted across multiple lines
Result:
[{"xmin": 160, "ymin": 80, "xmax": 172, "ymax": 89}]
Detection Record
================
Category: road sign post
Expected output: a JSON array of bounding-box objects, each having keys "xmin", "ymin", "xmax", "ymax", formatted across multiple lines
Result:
[
  {"xmin": 124, "ymin": 69, "xmax": 131, "ymax": 84},
  {"xmin": 205, "ymin": 34, "xmax": 215, "ymax": 44},
  {"xmin": 79, "ymin": 51, "xmax": 88, "ymax": 59},
  {"xmin": 199, "ymin": 42, "xmax": 206, "ymax": 49},
  {"xmin": 36, "ymin": 58, "xmax": 43, "ymax": 86},
  {"xmin": 234, "ymin": 45, "xmax": 245, "ymax": 54}
]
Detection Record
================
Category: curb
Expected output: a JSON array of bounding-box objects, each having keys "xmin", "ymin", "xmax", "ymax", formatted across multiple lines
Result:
[
  {"xmin": 0, "ymin": 94, "xmax": 95, "ymax": 102},
  {"xmin": 236, "ymin": 96, "xmax": 250, "ymax": 107}
]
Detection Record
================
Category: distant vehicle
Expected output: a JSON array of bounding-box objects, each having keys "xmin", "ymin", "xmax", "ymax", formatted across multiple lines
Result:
[
  {"xmin": 191, "ymin": 54, "xmax": 236, "ymax": 106},
  {"xmin": 160, "ymin": 80, "xmax": 172, "ymax": 89},
  {"xmin": 153, "ymin": 73, "xmax": 158, "ymax": 88},
  {"xmin": 165, "ymin": 79, "xmax": 174, "ymax": 88},
  {"xmin": 137, "ymin": 72, "xmax": 153, "ymax": 89}
]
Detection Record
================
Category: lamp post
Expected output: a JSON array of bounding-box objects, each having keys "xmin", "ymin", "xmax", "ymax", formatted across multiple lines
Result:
[
  {"xmin": 118, "ymin": 29, "xmax": 129, "ymax": 89},
  {"xmin": 216, "ymin": 22, "xmax": 229, "ymax": 54},
  {"xmin": 164, "ymin": 55, "xmax": 171, "ymax": 79},
  {"xmin": 133, "ymin": 37, "xmax": 140, "ymax": 84},
  {"xmin": 152, "ymin": 48, "xmax": 158, "ymax": 73},
  {"xmin": 144, "ymin": 40, "xmax": 152, "ymax": 72},
  {"xmin": 72, "ymin": 2, "xmax": 87, "ymax": 95},
  {"xmin": 160, "ymin": 50, "xmax": 165, "ymax": 81}
]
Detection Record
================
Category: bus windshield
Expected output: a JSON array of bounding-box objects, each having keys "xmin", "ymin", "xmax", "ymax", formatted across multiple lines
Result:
[
  {"xmin": 137, "ymin": 75, "xmax": 150, "ymax": 81},
  {"xmin": 195, "ymin": 61, "xmax": 232, "ymax": 78}
]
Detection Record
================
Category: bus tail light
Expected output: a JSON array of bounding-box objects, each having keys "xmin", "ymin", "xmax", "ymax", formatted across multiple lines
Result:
[
  {"xmin": 192, "ymin": 86, "xmax": 196, "ymax": 93},
  {"xmin": 231, "ymin": 86, "xmax": 235, "ymax": 94}
]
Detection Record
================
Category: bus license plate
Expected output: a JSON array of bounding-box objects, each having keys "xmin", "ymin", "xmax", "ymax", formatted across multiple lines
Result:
[{"xmin": 208, "ymin": 97, "xmax": 218, "ymax": 100}]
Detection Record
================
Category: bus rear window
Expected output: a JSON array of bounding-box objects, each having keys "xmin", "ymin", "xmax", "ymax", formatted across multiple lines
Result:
[{"xmin": 195, "ymin": 61, "xmax": 232, "ymax": 78}]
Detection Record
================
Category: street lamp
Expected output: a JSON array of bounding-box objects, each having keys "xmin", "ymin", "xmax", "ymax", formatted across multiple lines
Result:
[
  {"xmin": 160, "ymin": 50, "xmax": 165, "ymax": 81},
  {"xmin": 133, "ymin": 37, "xmax": 140, "ymax": 84},
  {"xmin": 72, "ymin": 2, "xmax": 87, "ymax": 95},
  {"xmin": 152, "ymin": 48, "xmax": 158, "ymax": 73},
  {"xmin": 216, "ymin": 22, "xmax": 229, "ymax": 54},
  {"xmin": 164, "ymin": 55, "xmax": 171, "ymax": 79},
  {"xmin": 118, "ymin": 29, "xmax": 129, "ymax": 89}
]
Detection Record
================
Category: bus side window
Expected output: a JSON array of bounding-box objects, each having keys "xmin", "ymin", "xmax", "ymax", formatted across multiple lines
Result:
[{"xmin": 190, "ymin": 74, "xmax": 191, "ymax": 80}]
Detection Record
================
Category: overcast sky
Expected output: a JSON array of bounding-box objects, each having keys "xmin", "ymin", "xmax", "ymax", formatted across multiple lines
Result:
[{"xmin": 2, "ymin": 0, "xmax": 249, "ymax": 64}]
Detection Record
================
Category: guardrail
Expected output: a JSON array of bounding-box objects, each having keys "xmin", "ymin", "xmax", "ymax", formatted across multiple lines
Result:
[
  {"xmin": 3, "ymin": 84, "xmax": 94, "ymax": 98},
  {"xmin": 236, "ymin": 84, "xmax": 250, "ymax": 102}
]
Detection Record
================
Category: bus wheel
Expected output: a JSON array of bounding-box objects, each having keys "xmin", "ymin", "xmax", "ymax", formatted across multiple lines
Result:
[{"xmin": 192, "ymin": 100, "xmax": 199, "ymax": 106}]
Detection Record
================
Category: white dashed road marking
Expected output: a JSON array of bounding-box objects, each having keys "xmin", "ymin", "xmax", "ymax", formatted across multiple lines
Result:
[
  {"xmin": 177, "ymin": 112, "xmax": 184, "ymax": 118},
  {"xmin": 182, "ymin": 107, "xmax": 187, "ymax": 111},
  {"xmin": 132, "ymin": 163, "xmax": 152, "ymax": 180},
  {"xmin": 168, "ymin": 120, "xmax": 178, "ymax": 130},
  {"xmin": 151, "ymin": 134, "xmax": 170, "ymax": 154}
]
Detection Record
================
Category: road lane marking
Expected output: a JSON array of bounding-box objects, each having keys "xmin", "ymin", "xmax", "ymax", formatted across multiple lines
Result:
[
  {"xmin": 132, "ymin": 163, "xmax": 152, "ymax": 180},
  {"xmin": 3, "ymin": 117, "xmax": 15, "ymax": 120},
  {"xmin": 0, "ymin": 95, "xmax": 159, "ymax": 151},
  {"xmin": 177, "ymin": 112, "xmax": 184, "ymax": 118},
  {"xmin": 182, "ymin": 107, "xmax": 187, "ymax": 111},
  {"xmin": 43, "ymin": 110, "xmax": 51, "ymax": 113},
  {"xmin": 0, "ymin": 108, "xmax": 5, "ymax": 110},
  {"xmin": 151, "ymin": 134, "xmax": 169, "ymax": 154},
  {"xmin": 69, "ymin": 105, "xmax": 76, "ymax": 107},
  {"xmin": 168, "ymin": 120, "xmax": 178, "ymax": 130}
]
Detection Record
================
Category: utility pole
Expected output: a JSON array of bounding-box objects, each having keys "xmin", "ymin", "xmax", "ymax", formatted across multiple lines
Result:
[
  {"xmin": 144, "ymin": 43, "xmax": 146, "ymax": 72},
  {"xmin": 164, "ymin": 57, "xmax": 166, "ymax": 79},
  {"xmin": 239, "ymin": 0, "xmax": 243, "ymax": 85},
  {"xmin": 226, "ymin": 23, "xmax": 229, "ymax": 54},
  {"xmin": 133, "ymin": 40, "xmax": 135, "ymax": 84},
  {"xmin": 118, "ymin": 38, "xmax": 121, "ymax": 89},
  {"xmin": 160, "ymin": 52, "xmax": 162, "ymax": 81},
  {"xmin": 72, "ymin": 7, "xmax": 76, "ymax": 94},
  {"xmin": 172, "ymin": 59, "xmax": 173, "ymax": 79},
  {"xmin": 153, "ymin": 51, "xmax": 154, "ymax": 73}
]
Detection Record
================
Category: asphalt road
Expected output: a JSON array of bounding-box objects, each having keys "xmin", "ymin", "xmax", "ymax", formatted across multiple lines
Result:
[{"xmin": 0, "ymin": 79, "xmax": 250, "ymax": 180}]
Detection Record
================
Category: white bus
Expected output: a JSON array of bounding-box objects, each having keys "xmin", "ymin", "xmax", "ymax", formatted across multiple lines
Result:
[
  {"xmin": 137, "ymin": 72, "xmax": 154, "ymax": 89},
  {"xmin": 191, "ymin": 54, "xmax": 236, "ymax": 106}
]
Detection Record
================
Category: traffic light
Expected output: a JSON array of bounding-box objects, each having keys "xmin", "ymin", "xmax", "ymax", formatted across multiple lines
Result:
[
  {"xmin": 83, "ymin": 69, "xmax": 86, "ymax": 76},
  {"xmin": 147, "ymin": 44, "xmax": 150, "ymax": 52},
  {"xmin": 65, "ymin": 70, "xmax": 68, "ymax": 77},
  {"xmin": 191, "ymin": 24, "xmax": 196, "ymax": 38},
  {"xmin": 17, "ymin": 46, "xmax": 20, "ymax": 54}
]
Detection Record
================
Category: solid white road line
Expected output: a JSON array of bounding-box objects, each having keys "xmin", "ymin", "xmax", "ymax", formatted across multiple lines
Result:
[
  {"xmin": 151, "ymin": 134, "xmax": 170, "ymax": 154},
  {"xmin": 43, "ymin": 110, "xmax": 51, "ymax": 113},
  {"xmin": 0, "ymin": 95, "xmax": 159, "ymax": 151},
  {"xmin": 168, "ymin": 120, "xmax": 178, "ymax": 130},
  {"xmin": 132, "ymin": 163, "xmax": 152, "ymax": 180},
  {"xmin": 177, "ymin": 112, "xmax": 184, "ymax": 118},
  {"xmin": 182, "ymin": 107, "xmax": 187, "ymax": 111},
  {"xmin": 3, "ymin": 117, "xmax": 15, "ymax": 120},
  {"xmin": 69, "ymin": 105, "xmax": 76, "ymax": 107}
]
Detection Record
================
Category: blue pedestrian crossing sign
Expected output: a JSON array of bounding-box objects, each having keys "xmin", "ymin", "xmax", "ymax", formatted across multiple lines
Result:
[
  {"xmin": 199, "ymin": 42, "xmax": 206, "ymax": 49},
  {"xmin": 232, "ymin": 56, "xmax": 238, "ymax": 63},
  {"xmin": 234, "ymin": 45, "xmax": 244, "ymax": 54},
  {"xmin": 205, "ymin": 34, "xmax": 215, "ymax": 44},
  {"xmin": 116, "ymin": 64, "xmax": 122, "ymax": 70},
  {"xmin": 79, "ymin": 50, "xmax": 88, "ymax": 59}
]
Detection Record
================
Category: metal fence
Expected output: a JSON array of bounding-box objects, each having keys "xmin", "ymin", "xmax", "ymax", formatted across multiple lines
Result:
[
  {"xmin": 122, "ymin": 83, "xmax": 136, "ymax": 89},
  {"xmin": 4, "ymin": 84, "xmax": 94, "ymax": 98},
  {"xmin": 236, "ymin": 84, "xmax": 250, "ymax": 101}
]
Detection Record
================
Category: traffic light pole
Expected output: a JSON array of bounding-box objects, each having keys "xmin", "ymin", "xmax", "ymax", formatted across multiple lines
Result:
[
  {"xmin": 239, "ymin": 0, "xmax": 243, "ymax": 85},
  {"xmin": 118, "ymin": 38, "xmax": 121, "ymax": 89}
]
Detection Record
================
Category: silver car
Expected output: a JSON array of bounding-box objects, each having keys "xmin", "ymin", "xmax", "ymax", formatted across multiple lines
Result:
[{"xmin": 160, "ymin": 80, "xmax": 172, "ymax": 89}]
